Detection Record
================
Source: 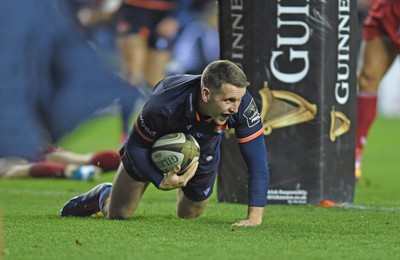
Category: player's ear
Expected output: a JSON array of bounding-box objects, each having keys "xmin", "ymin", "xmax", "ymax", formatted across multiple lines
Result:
[{"xmin": 201, "ymin": 86, "xmax": 212, "ymax": 102}]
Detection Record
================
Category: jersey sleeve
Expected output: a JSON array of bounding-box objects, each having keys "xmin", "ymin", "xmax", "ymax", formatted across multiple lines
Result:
[
  {"xmin": 234, "ymin": 91, "xmax": 269, "ymax": 207},
  {"xmin": 132, "ymin": 99, "xmax": 166, "ymax": 145},
  {"xmin": 238, "ymin": 134, "xmax": 270, "ymax": 207},
  {"xmin": 124, "ymin": 98, "xmax": 169, "ymax": 187},
  {"xmin": 234, "ymin": 91, "xmax": 264, "ymax": 142}
]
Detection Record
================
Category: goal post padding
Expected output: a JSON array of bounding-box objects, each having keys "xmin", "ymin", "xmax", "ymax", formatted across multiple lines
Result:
[{"xmin": 217, "ymin": 0, "xmax": 358, "ymax": 205}]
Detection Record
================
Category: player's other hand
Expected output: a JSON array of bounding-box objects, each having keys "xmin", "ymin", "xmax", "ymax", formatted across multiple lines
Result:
[
  {"xmin": 232, "ymin": 207, "xmax": 264, "ymax": 227},
  {"xmin": 232, "ymin": 219, "xmax": 261, "ymax": 227},
  {"xmin": 159, "ymin": 162, "xmax": 198, "ymax": 190}
]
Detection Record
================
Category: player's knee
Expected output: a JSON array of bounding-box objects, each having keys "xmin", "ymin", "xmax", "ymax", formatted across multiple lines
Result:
[
  {"xmin": 358, "ymin": 72, "xmax": 380, "ymax": 94},
  {"xmin": 107, "ymin": 211, "xmax": 131, "ymax": 220},
  {"xmin": 177, "ymin": 207, "xmax": 204, "ymax": 219},
  {"xmin": 176, "ymin": 197, "xmax": 208, "ymax": 219},
  {"xmin": 107, "ymin": 203, "xmax": 135, "ymax": 220}
]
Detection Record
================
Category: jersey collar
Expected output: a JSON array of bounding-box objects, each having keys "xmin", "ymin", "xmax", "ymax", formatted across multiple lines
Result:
[
  {"xmin": 185, "ymin": 82, "xmax": 214, "ymax": 124},
  {"xmin": 186, "ymin": 83, "xmax": 200, "ymax": 120}
]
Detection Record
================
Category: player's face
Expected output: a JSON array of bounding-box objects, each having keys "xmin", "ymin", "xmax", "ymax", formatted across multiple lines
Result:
[{"xmin": 208, "ymin": 83, "xmax": 246, "ymax": 125}]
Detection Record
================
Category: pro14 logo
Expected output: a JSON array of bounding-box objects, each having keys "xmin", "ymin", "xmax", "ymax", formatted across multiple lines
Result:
[{"xmin": 243, "ymin": 98, "xmax": 261, "ymax": 128}]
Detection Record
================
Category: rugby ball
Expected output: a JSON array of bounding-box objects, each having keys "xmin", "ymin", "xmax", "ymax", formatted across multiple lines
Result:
[{"xmin": 151, "ymin": 133, "xmax": 200, "ymax": 174}]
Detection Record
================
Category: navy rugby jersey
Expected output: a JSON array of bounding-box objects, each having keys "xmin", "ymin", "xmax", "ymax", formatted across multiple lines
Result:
[{"xmin": 125, "ymin": 74, "xmax": 269, "ymax": 207}]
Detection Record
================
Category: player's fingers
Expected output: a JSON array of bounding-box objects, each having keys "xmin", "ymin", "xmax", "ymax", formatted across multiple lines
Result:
[
  {"xmin": 232, "ymin": 219, "xmax": 260, "ymax": 227},
  {"xmin": 165, "ymin": 165, "xmax": 181, "ymax": 176},
  {"xmin": 173, "ymin": 165, "xmax": 181, "ymax": 174},
  {"xmin": 181, "ymin": 162, "xmax": 198, "ymax": 186},
  {"xmin": 187, "ymin": 161, "xmax": 199, "ymax": 172}
]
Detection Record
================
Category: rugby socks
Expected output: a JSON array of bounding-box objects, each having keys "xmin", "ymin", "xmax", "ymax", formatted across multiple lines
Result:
[
  {"xmin": 89, "ymin": 151, "xmax": 120, "ymax": 172},
  {"xmin": 355, "ymin": 93, "xmax": 377, "ymax": 181},
  {"xmin": 356, "ymin": 93, "xmax": 378, "ymax": 152},
  {"xmin": 29, "ymin": 162, "xmax": 67, "ymax": 178},
  {"xmin": 98, "ymin": 185, "xmax": 112, "ymax": 216}
]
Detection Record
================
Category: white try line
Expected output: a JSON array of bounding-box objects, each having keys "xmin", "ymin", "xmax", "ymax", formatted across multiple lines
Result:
[
  {"xmin": 1, "ymin": 188, "xmax": 400, "ymax": 211},
  {"xmin": 341, "ymin": 203, "xmax": 400, "ymax": 211}
]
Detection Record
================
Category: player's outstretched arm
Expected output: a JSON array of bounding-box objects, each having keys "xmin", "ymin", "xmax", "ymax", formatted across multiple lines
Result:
[
  {"xmin": 232, "ymin": 207, "xmax": 264, "ymax": 227},
  {"xmin": 158, "ymin": 162, "xmax": 198, "ymax": 190}
]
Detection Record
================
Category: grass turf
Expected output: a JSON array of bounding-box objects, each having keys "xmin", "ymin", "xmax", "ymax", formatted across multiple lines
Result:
[{"xmin": 0, "ymin": 115, "xmax": 399, "ymax": 259}]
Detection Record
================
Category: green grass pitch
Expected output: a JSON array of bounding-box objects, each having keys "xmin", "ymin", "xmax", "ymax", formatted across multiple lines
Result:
[{"xmin": 0, "ymin": 115, "xmax": 399, "ymax": 259}]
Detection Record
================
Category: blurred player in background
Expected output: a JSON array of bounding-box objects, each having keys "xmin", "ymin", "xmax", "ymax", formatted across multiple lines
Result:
[
  {"xmin": 65, "ymin": 0, "xmax": 122, "ymax": 71},
  {"xmin": 356, "ymin": 0, "xmax": 400, "ymax": 181},
  {"xmin": 0, "ymin": 148, "xmax": 119, "ymax": 181},
  {"xmin": 114, "ymin": 0, "xmax": 193, "ymax": 91},
  {"xmin": 166, "ymin": 0, "xmax": 219, "ymax": 75},
  {"xmin": 0, "ymin": 0, "xmax": 143, "ymax": 162},
  {"xmin": 60, "ymin": 60, "xmax": 270, "ymax": 227}
]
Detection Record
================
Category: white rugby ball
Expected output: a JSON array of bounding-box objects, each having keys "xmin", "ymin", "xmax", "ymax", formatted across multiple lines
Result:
[{"xmin": 151, "ymin": 133, "xmax": 200, "ymax": 174}]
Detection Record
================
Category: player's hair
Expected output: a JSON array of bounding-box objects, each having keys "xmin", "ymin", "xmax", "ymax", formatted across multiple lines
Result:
[{"xmin": 201, "ymin": 60, "xmax": 249, "ymax": 91}]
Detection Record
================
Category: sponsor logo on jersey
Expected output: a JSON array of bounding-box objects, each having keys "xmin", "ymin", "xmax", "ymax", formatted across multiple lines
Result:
[
  {"xmin": 203, "ymin": 187, "xmax": 211, "ymax": 196},
  {"xmin": 243, "ymin": 98, "xmax": 261, "ymax": 128},
  {"xmin": 139, "ymin": 113, "xmax": 157, "ymax": 136}
]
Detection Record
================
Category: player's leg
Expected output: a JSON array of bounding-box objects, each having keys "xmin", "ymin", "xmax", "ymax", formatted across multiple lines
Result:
[
  {"xmin": 114, "ymin": 4, "xmax": 152, "ymax": 86},
  {"xmin": 176, "ymin": 188, "xmax": 209, "ymax": 218},
  {"xmin": 116, "ymin": 34, "xmax": 148, "ymax": 85},
  {"xmin": 45, "ymin": 150, "xmax": 92, "ymax": 165},
  {"xmin": 1, "ymin": 159, "xmax": 99, "ymax": 180},
  {"xmin": 358, "ymin": 37, "xmax": 395, "ymax": 93},
  {"xmin": 356, "ymin": 36, "xmax": 396, "ymax": 180},
  {"xmin": 105, "ymin": 164, "xmax": 149, "ymax": 219},
  {"xmin": 45, "ymin": 150, "xmax": 120, "ymax": 172},
  {"xmin": 145, "ymin": 49, "xmax": 171, "ymax": 87},
  {"xmin": 0, "ymin": 157, "xmax": 30, "ymax": 178},
  {"xmin": 59, "ymin": 162, "xmax": 147, "ymax": 218},
  {"xmin": 144, "ymin": 18, "xmax": 176, "ymax": 88},
  {"xmin": 176, "ymin": 172, "xmax": 215, "ymax": 219},
  {"xmin": 29, "ymin": 162, "xmax": 100, "ymax": 180}
]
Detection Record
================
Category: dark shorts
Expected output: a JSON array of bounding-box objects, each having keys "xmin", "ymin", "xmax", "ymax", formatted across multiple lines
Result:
[
  {"xmin": 119, "ymin": 145, "xmax": 217, "ymax": 202},
  {"xmin": 114, "ymin": 4, "xmax": 174, "ymax": 50},
  {"xmin": 363, "ymin": 0, "xmax": 400, "ymax": 52}
]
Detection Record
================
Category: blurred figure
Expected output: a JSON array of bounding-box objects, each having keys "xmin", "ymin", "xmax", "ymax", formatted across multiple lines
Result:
[
  {"xmin": 358, "ymin": 0, "xmax": 374, "ymax": 25},
  {"xmin": 355, "ymin": 0, "xmax": 400, "ymax": 181},
  {"xmin": 357, "ymin": 0, "xmax": 374, "ymax": 49},
  {"xmin": 0, "ymin": 0, "xmax": 143, "ymax": 161},
  {"xmin": 114, "ymin": 0, "xmax": 192, "ymax": 90},
  {"xmin": 166, "ymin": 0, "xmax": 219, "ymax": 75},
  {"xmin": 0, "ymin": 147, "xmax": 120, "ymax": 180},
  {"xmin": 66, "ymin": 0, "xmax": 122, "ymax": 71}
]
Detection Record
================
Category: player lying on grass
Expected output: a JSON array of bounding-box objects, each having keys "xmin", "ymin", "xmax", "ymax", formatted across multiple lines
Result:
[
  {"xmin": 60, "ymin": 60, "xmax": 270, "ymax": 226},
  {"xmin": 0, "ymin": 147, "xmax": 120, "ymax": 181}
]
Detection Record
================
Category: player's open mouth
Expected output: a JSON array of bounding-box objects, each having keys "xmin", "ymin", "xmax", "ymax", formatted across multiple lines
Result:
[{"xmin": 221, "ymin": 113, "xmax": 230, "ymax": 119}]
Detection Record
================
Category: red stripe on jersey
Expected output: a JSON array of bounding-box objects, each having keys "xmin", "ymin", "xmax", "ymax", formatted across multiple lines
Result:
[
  {"xmin": 124, "ymin": 0, "xmax": 176, "ymax": 11},
  {"xmin": 215, "ymin": 125, "xmax": 229, "ymax": 131},
  {"xmin": 135, "ymin": 119, "xmax": 155, "ymax": 142},
  {"xmin": 237, "ymin": 128, "xmax": 264, "ymax": 143}
]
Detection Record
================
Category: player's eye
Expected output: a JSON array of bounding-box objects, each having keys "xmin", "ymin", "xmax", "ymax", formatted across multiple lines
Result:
[{"xmin": 225, "ymin": 98, "xmax": 241, "ymax": 104}]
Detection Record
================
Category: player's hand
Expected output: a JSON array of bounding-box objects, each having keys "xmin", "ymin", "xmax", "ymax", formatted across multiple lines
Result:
[
  {"xmin": 232, "ymin": 207, "xmax": 264, "ymax": 227},
  {"xmin": 232, "ymin": 219, "xmax": 261, "ymax": 227},
  {"xmin": 159, "ymin": 162, "xmax": 198, "ymax": 190}
]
